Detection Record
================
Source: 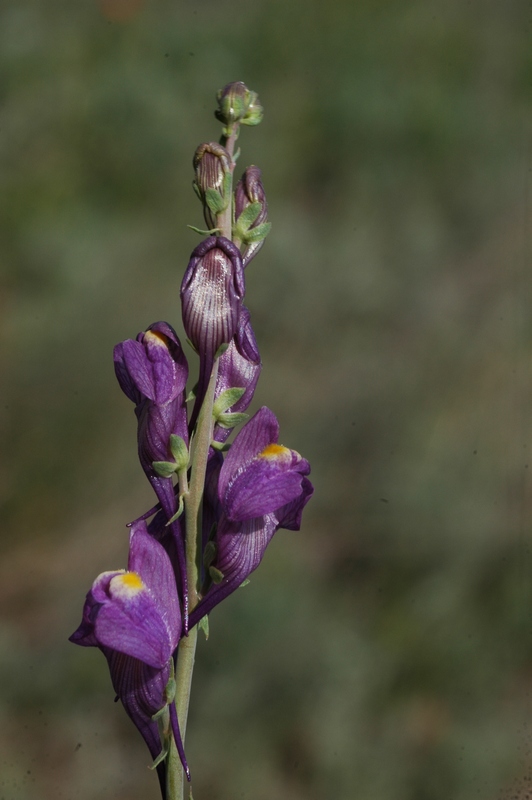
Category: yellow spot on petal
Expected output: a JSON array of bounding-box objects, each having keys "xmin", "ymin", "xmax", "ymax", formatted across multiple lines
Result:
[
  {"xmin": 260, "ymin": 443, "xmax": 291, "ymax": 460},
  {"xmin": 144, "ymin": 330, "xmax": 168, "ymax": 347},
  {"xmin": 122, "ymin": 572, "xmax": 144, "ymax": 589},
  {"xmin": 110, "ymin": 571, "xmax": 145, "ymax": 599}
]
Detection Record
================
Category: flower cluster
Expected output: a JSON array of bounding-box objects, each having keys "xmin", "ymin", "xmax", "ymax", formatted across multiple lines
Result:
[{"xmin": 70, "ymin": 82, "xmax": 313, "ymax": 800}]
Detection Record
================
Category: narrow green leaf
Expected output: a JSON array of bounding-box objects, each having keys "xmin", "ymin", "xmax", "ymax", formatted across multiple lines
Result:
[
  {"xmin": 165, "ymin": 494, "xmax": 185, "ymax": 525},
  {"xmin": 211, "ymin": 440, "xmax": 231, "ymax": 452},
  {"xmin": 187, "ymin": 224, "xmax": 221, "ymax": 235}
]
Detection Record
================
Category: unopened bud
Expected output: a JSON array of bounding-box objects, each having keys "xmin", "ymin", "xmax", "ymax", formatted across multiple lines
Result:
[
  {"xmin": 181, "ymin": 236, "xmax": 245, "ymax": 367},
  {"xmin": 234, "ymin": 166, "xmax": 271, "ymax": 267},
  {"xmin": 215, "ymin": 81, "xmax": 263, "ymax": 132},
  {"xmin": 193, "ymin": 142, "xmax": 232, "ymax": 231}
]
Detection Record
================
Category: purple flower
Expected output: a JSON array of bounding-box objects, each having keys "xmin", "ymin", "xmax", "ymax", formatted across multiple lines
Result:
[
  {"xmin": 69, "ymin": 521, "xmax": 189, "ymax": 784},
  {"xmin": 191, "ymin": 407, "xmax": 313, "ymax": 625},
  {"xmin": 213, "ymin": 306, "xmax": 261, "ymax": 445},
  {"xmin": 181, "ymin": 236, "xmax": 245, "ymax": 430},
  {"xmin": 114, "ymin": 321, "xmax": 189, "ymax": 622}
]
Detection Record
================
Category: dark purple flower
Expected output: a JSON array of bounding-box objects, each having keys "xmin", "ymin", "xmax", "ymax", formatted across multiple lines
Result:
[
  {"xmin": 113, "ymin": 321, "xmax": 189, "ymax": 624},
  {"xmin": 69, "ymin": 521, "xmax": 189, "ymax": 784},
  {"xmin": 190, "ymin": 407, "xmax": 313, "ymax": 625},
  {"xmin": 212, "ymin": 306, "xmax": 261, "ymax": 445},
  {"xmin": 181, "ymin": 236, "xmax": 245, "ymax": 430},
  {"xmin": 234, "ymin": 166, "xmax": 270, "ymax": 267}
]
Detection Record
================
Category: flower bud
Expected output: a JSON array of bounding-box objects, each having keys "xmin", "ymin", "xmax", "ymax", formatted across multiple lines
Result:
[
  {"xmin": 181, "ymin": 236, "xmax": 245, "ymax": 426},
  {"xmin": 193, "ymin": 142, "xmax": 232, "ymax": 231},
  {"xmin": 215, "ymin": 81, "xmax": 263, "ymax": 131},
  {"xmin": 234, "ymin": 166, "xmax": 271, "ymax": 267}
]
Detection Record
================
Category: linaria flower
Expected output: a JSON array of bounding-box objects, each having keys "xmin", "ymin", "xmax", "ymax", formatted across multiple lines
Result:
[
  {"xmin": 69, "ymin": 521, "xmax": 189, "ymax": 784},
  {"xmin": 191, "ymin": 406, "xmax": 313, "ymax": 624},
  {"xmin": 113, "ymin": 322, "xmax": 189, "ymax": 616}
]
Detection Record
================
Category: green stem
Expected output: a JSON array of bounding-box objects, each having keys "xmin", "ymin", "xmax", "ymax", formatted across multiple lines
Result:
[
  {"xmin": 170, "ymin": 360, "xmax": 220, "ymax": 800},
  {"xmin": 217, "ymin": 124, "xmax": 239, "ymax": 240}
]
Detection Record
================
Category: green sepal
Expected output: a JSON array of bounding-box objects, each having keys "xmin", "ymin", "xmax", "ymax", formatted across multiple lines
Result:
[
  {"xmin": 212, "ymin": 387, "xmax": 246, "ymax": 417},
  {"xmin": 205, "ymin": 188, "xmax": 226, "ymax": 215},
  {"xmin": 222, "ymin": 171, "xmax": 232, "ymax": 199},
  {"xmin": 211, "ymin": 440, "xmax": 231, "ymax": 452},
  {"xmin": 243, "ymin": 221, "xmax": 271, "ymax": 243},
  {"xmin": 152, "ymin": 460, "xmax": 178, "ymax": 478},
  {"xmin": 235, "ymin": 202, "xmax": 262, "ymax": 233},
  {"xmin": 186, "ymin": 337, "xmax": 198, "ymax": 354},
  {"xmin": 217, "ymin": 412, "xmax": 249, "ymax": 429},
  {"xmin": 239, "ymin": 579, "xmax": 250, "ymax": 588},
  {"xmin": 233, "ymin": 147, "xmax": 241, "ymax": 162},
  {"xmin": 203, "ymin": 540, "xmax": 217, "ymax": 568},
  {"xmin": 164, "ymin": 677, "xmax": 176, "ymax": 704},
  {"xmin": 165, "ymin": 494, "xmax": 185, "ymax": 525},
  {"xmin": 214, "ymin": 342, "xmax": 229, "ymax": 359},
  {"xmin": 186, "ymin": 384, "xmax": 197, "ymax": 403},
  {"xmin": 169, "ymin": 434, "xmax": 189, "ymax": 470},
  {"xmin": 187, "ymin": 224, "xmax": 221, "ymax": 235},
  {"xmin": 209, "ymin": 566, "xmax": 225, "ymax": 584},
  {"xmin": 198, "ymin": 615, "xmax": 209, "ymax": 641}
]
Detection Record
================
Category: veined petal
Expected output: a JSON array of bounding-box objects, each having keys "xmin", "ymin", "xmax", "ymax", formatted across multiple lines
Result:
[
  {"xmin": 115, "ymin": 321, "xmax": 188, "ymax": 407},
  {"xmin": 95, "ymin": 572, "xmax": 174, "ymax": 669},
  {"xmin": 223, "ymin": 455, "xmax": 306, "ymax": 521},
  {"xmin": 218, "ymin": 406, "xmax": 278, "ymax": 500},
  {"xmin": 127, "ymin": 521, "xmax": 181, "ymax": 647},
  {"xmin": 274, "ymin": 476, "xmax": 314, "ymax": 531},
  {"xmin": 213, "ymin": 307, "xmax": 261, "ymax": 444},
  {"xmin": 106, "ymin": 649, "xmax": 170, "ymax": 760},
  {"xmin": 190, "ymin": 513, "xmax": 277, "ymax": 626}
]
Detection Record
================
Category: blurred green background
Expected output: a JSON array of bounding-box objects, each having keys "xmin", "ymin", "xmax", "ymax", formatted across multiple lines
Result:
[{"xmin": 2, "ymin": 0, "xmax": 532, "ymax": 798}]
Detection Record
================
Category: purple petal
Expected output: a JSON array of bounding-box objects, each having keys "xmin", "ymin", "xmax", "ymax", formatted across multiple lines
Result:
[
  {"xmin": 95, "ymin": 573, "xmax": 175, "ymax": 669},
  {"xmin": 113, "ymin": 343, "xmax": 142, "ymax": 405},
  {"xmin": 218, "ymin": 406, "xmax": 278, "ymax": 500},
  {"xmin": 190, "ymin": 513, "xmax": 277, "ymax": 625},
  {"xmin": 127, "ymin": 521, "xmax": 181, "ymax": 646},
  {"xmin": 275, "ymin": 476, "xmax": 314, "ymax": 531},
  {"xmin": 213, "ymin": 307, "xmax": 261, "ymax": 444},
  {"xmin": 106, "ymin": 649, "xmax": 169, "ymax": 760},
  {"xmin": 223, "ymin": 460, "xmax": 305, "ymax": 522},
  {"xmin": 121, "ymin": 339, "xmax": 157, "ymax": 400},
  {"xmin": 181, "ymin": 237, "xmax": 245, "ymax": 428}
]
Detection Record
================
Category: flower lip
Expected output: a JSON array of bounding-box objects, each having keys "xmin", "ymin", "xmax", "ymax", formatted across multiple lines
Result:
[
  {"xmin": 218, "ymin": 407, "xmax": 311, "ymax": 523},
  {"xmin": 259, "ymin": 443, "xmax": 291, "ymax": 460}
]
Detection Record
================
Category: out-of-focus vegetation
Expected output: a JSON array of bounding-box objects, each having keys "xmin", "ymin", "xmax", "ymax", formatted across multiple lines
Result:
[{"xmin": 1, "ymin": 0, "xmax": 532, "ymax": 797}]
